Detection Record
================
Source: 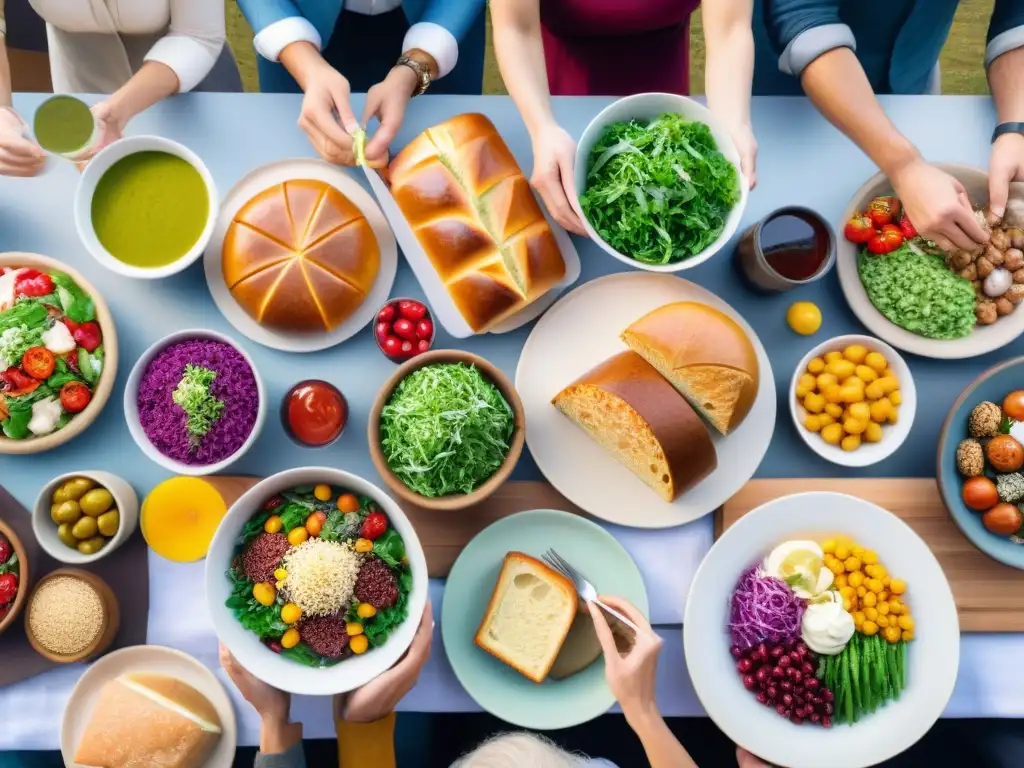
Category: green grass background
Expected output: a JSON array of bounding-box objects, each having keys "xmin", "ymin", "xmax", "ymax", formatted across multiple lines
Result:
[{"xmin": 225, "ymin": 1, "xmax": 993, "ymax": 95}]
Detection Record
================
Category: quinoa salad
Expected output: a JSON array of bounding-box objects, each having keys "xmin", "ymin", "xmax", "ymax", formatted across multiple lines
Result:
[
  {"xmin": 226, "ymin": 483, "xmax": 413, "ymax": 667},
  {"xmin": 137, "ymin": 338, "xmax": 258, "ymax": 466}
]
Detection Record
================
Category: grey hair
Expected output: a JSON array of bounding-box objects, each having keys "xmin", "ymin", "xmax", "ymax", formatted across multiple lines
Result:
[{"xmin": 451, "ymin": 732, "xmax": 591, "ymax": 768}]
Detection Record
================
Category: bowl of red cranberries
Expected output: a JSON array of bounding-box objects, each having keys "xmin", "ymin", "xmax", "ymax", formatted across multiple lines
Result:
[{"xmin": 374, "ymin": 299, "xmax": 434, "ymax": 362}]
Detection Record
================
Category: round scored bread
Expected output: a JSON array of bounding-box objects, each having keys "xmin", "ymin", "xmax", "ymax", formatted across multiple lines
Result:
[
  {"xmin": 621, "ymin": 301, "xmax": 759, "ymax": 435},
  {"xmin": 222, "ymin": 179, "xmax": 380, "ymax": 333},
  {"xmin": 553, "ymin": 351, "xmax": 717, "ymax": 502},
  {"xmin": 388, "ymin": 114, "xmax": 567, "ymax": 332}
]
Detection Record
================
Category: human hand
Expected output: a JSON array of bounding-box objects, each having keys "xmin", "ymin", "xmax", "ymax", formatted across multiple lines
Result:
[
  {"xmin": 361, "ymin": 66, "xmax": 417, "ymax": 167},
  {"xmin": 890, "ymin": 158, "xmax": 989, "ymax": 251},
  {"xmin": 334, "ymin": 600, "xmax": 433, "ymax": 723},
  {"xmin": 88, "ymin": 101, "xmax": 126, "ymax": 156},
  {"xmin": 729, "ymin": 122, "xmax": 758, "ymax": 189},
  {"xmin": 529, "ymin": 122, "xmax": 587, "ymax": 235},
  {"xmin": 736, "ymin": 747, "xmax": 773, "ymax": 767},
  {"xmin": 298, "ymin": 60, "xmax": 360, "ymax": 166},
  {"xmin": 988, "ymin": 133, "xmax": 1024, "ymax": 220},
  {"xmin": 219, "ymin": 643, "xmax": 290, "ymax": 724},
  {"xmin": 588, "ymin": 595, "xmax": 661, "ymax": 727},
  {"xmin": 0, "ymin": 108, "xmax": 45, "ymax": 177}
]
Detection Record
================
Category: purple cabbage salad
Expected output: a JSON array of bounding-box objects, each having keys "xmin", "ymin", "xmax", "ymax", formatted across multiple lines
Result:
[
  {"xmin": 137, "ymin": 339, "xmax": 258, "ymax": 465},
  {"xmin": 728, "ymin": 566, "xmax": 805, "ymax": 649}
]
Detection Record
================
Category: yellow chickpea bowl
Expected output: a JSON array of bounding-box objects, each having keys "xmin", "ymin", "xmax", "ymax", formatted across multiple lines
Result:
[{"xmin": 790, "ymin": 334, "xmax": 916, "ymax": 467}]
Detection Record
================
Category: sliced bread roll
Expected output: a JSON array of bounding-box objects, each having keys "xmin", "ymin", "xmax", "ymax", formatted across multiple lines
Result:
[
  {"xmin": 552, "ymin": 351, "xmax": 717, "ymax": 502},
  {"xmin": 622, "ymin": 301, "xmax": 759, "ymax": 435},
  {"xmin": 474, "ymin": 552, "xmax": 578, "ymax": 683},
  {"xmin": 74, "ymin": 673, "xmax": 222, "ymax": 768}
]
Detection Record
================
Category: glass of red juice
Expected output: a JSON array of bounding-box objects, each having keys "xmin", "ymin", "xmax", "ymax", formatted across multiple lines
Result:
[{"xmin": 736, "ymin": 207, "xmax": 835, "ymax": 292}]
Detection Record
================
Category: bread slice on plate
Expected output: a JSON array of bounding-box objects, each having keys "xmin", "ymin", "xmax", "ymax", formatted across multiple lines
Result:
[
  {"xmin": 74, "ymin": 672, "xmax": 222, "ymax": 768},
  {"xmin": 475, "ymin": 552, "xmax": 578, "ymax": 683},
  {"xmin": 552, "ymin": 350, "xmax": 717, "ymax": 502},
  {"xmin": 621, "ymin": 301, "xmax": 759, "ymax": 435}
]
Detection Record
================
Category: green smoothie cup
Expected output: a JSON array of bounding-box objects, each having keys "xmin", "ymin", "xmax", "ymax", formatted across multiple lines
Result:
[{"xmin": 33, "ymin": 95, "xmax": 99, "ymax": 160}]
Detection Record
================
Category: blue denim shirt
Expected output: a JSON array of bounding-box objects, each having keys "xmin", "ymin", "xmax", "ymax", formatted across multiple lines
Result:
[{"xmin": 754, "ymin": 0, "xmax": 1024, "ymax": 95}]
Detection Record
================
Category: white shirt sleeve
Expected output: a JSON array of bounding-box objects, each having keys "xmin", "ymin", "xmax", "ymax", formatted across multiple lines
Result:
[
  {"xmin": 403, "ymin": 22, "xmax": 459, "ymax": 79},
  {"xmin": 143, "ymin": 0, "xmax": 225, "ymax": 93},
  {"xmin": 253, "ymin": 18, "xmax": 323, "ymax": 63}
]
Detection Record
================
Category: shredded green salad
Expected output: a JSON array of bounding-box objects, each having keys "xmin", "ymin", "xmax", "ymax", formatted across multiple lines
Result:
[
  {"xmin": 579, "ymin": 112, "xmax": 741, "ymax": 265},
  {"xmin": 379, "ymin": 363, "xmax": 515, "ymax": 497},
  {"xmin": 172, "ymin": 364, "xmax": 224, "ymax": 446},
  {"xmin": 858, "ymin": 244, "xmax": 977, "ymax": 340}
]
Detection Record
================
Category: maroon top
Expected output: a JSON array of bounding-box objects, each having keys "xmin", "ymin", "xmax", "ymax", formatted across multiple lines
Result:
[{"xmin": 540, "ymin": 0, "xmax": 701, "ymax": 96}]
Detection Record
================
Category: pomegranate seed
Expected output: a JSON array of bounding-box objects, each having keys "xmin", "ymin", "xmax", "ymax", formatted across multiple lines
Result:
[
  {"xmin": 776, "ymin": 704, "xmax": 788, "ymax": 716},
  {"xmin": 792, "ymin": 670, "xmax": 803, "ymax": 683},
  {"xmin": 770, "ymin": 645, "xmax": 784, "ymax": 658},
  {"xmin": 824, "ymin": 702, "xmax": 834, "ymax": 715},
  {"xmin": 805, "ymin": 677, "xmax": 820, "ymax": 690},
  {"xmin": 780, "ymin": 681, "xmax": 793, "ymax": 692},
  {"xmin": 790, "ymin": 715, "xmax": 804, "ymax": 725},
  {"xmin": 766, "ymin": 685, "xmax": 778, "ymax": 699},
  {"xmin": 730, "ymin": 645, "xmax": 743, "ymax": 658},
  {"xmin": 778, "ymin": 655, "xmax": 791, "ymax": 669},
  {"xmin": 772, "ymin": 666, "xmax": 784, "ymax": 679},
  {"xmin": 737, "ymin": 658, "xmax": 753, "ymax": 673},
  {"xmin": 756, "ymin": 667, "xmax": 770, "ymax": 683},
  {"xmin": 823, "ymin": 689, "xmax": 835, "ymax": 703},
  {"xmin": 742, "ymin": 675, "xmax": 756, "ymax": 690},
  {"xmin": 821, "ymin": 716, "xmax": 832, "ymax": 728},
  {"xmin": 756, "ymin": 643, "xmax": 768, "ymax": 659},
  {"xmin": 802, "ymin": 662, "xmax": 815, "ymax": 676},
  {"xmin": 809, "ymin": 713, "xmax": 821, "ymax": 724},
  {"xmin": 756, "ymin": 691, "xmax": 768, "ymax": 705},
  {"xmin": 782, "ymin": 693, "xmax": 793, "ymax": 707}
]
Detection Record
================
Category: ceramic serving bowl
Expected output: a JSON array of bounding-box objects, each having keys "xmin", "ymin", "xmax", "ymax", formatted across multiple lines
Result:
[
  {"xmin": 0, "ymin": 518, "xmax": 29, "ymax": 636},
  {"xmin": 32, "ymin": 471, "xmax": 139, "ymax": 565},
  {"xmin": 790, "ymin": 335, "xmax": 916, "ymax": 468},
  {"xmin": 685, "ymin": 492, "xmax": 959, "ymax": 768},
  {"xmin": 74, "ymin": 135, "xmax": 218, "ymax": 279},
  {"xmin": 835, "ymin": 163, "xmax": 1024, "ymax": 359},
  {"xmin": 0, "ymin": 252, "xmax": 118, "ymax": 455},
  {"xmin": 124, "ymin": 329, "xmax": 266, "ymax": 476},
  {"xmin": 204, "ymin": 467, "xmax": 429, "ymax": 696},
  {"xmin": 368, "ymin": 349, "xmax": 525, "ymax": 511},
  {"xmin": 574, "ymin": 92, "xmax": 749, "ymax": 273},
  {"xmin": 937, "ymin": 357, "xmax": 1024, "ymax": 570},
  {"xmin": 25, "ymin": 568, "xmax": 120, "ymax": 664}
]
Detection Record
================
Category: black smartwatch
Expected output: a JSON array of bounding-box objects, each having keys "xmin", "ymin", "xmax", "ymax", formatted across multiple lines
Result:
[{"xmin": 992, "ymin": 122, "xmax": 1024, "ymax": 143}]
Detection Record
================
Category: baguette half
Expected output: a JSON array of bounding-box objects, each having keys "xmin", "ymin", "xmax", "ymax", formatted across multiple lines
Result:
[{"xmin": 474, "ymin": 552, "xmax": 578, "ymax": 683}]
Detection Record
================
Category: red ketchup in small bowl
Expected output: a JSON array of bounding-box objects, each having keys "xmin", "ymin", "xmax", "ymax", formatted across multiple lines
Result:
[
  {"xmin": 374, "ymin": 298, "xmax": 435, "ymax": 362},
  {"xmin": 282, "ymin": 380, "xmax": 347, "ymax": 447}
]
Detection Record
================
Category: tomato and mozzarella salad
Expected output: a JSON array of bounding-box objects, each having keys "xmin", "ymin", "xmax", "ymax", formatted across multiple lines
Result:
[{"xmin": 0, "ymin": 266, "xmax": 105, "ymax": 440}]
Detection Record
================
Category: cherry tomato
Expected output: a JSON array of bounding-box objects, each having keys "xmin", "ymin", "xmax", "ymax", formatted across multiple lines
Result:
[
  {"xmin": 1003, "ymin": 391, "xmax": 1024, "ymax": 422},
  {"xmin": 415, "ymin": 318, "xmax": 433, "ymax": 340},
  {"xmin": 337, "ymin": 493, "xmax": 361, "ymax": 513},
  {"xmin": 72, "ymin": 321, "xmax": 102, "ymax": 352},
  {"xmin": 392, "ymin": 318, "xmax": 416, "ymax": 340},
  {"xmin": 962, "ymin": 476, "xmax": 999, "ymax": 511},
  {"xmin": 400, "ymin": 339, "xmax": 414, "ymax": 357},
  {"xmin": 375, "ymin": 321, "xmax": 390, "ymax": 343},
  {"xmin": 60, "ymin": 381, "xmax": 92, "ymax": 413},
  {"xmin": 21, "ymin": 347, "xmax": 55, "ymax": 380},
  {"xmin": 983, "ymin": 503, "xmax": 1024, "ymax": 536},
  {"xmin": 398, "ymin": 300, "xmax": 427, "ymax": 321},
  {"xmin": 13, "ymin": 269, "xmax": 54, "ymax": 298},
  {"xmin": 378, "ymin": 304, "xmax": 396, "ymax": 323},
  {"xmin": 986, "ymin": 435, "xmax": 1024, "ymax": 473},
  {"xmin": 0, "ymin": 572, "xmax": 17, "ymax": 605},
  {"xmin": 382, "ymin": 335, "xmax": 403, "ymax": 358},
  {"xmin": 305, "ymin": 514, "xmax": 323, "ymax": 537},
  {"xmin": 417, "ymin": 339, "xmax": 431, "ymax": 353}
]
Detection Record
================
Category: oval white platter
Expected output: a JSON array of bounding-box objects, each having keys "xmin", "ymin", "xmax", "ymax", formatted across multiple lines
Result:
[
  {"xmin": 61, "ymin": 645, "xmax": 237, "ymax": 768},
  {"xmin": 204, "ymin": 158, "xmax": 397, "ymax": 353},
  {"xmin": 515, "ymin": 271, "xmax": 776, "ymax": 529}
]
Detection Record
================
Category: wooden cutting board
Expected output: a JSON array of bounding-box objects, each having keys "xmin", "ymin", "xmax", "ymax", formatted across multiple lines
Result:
[
  {"xmin": 215, "ymin": 477, "xmax": 585, "ymax": 577},
  {"xmin": 718, "ymin": 478, "xmax": 1024, "ymax": 632}
]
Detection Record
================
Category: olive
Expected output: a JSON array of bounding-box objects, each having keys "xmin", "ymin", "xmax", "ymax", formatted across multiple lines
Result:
[
  {"xmin": 71, "ymin": 516, "xmax": 98, "ymax": 540},
  {"xmin": 77, "ymin": 537, "xmax": 106, "ymax": 556},
  {"xmin": 61, "ymin": 477, "xmax": 95, "ymax": 501},
  {"xmin": 52, "ymin": 486, "xmax": 71, "ymax": 504},
  {"xmin": 50, "ymin": 503, "xmax": 62, "ymax": 524},
  {"xmin": 97, "ymin": 509, "xmax": 119, "ymax": 538},
  {"xmin": 57, "ymin": 523, "xmax": 78, "ymax": 549},
  {"xmin": 79, "ymin": 488, "xmax": 113, "ymax": 517},
  {"xmin": 54, "ymin": 500, "xmax": 82, "ymax": 525}
]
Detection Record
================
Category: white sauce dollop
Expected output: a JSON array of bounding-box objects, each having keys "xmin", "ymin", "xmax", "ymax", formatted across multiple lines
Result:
[
  {"xmin": 41, "ymin": 322, "xmax": 76, "ymax": 354},
  {"xmin": 27, "ymin": 397, "xmax": 62, "ymax": 436},
  {"xmin": 801, "ymin": 592, "xmax": 855, "ymax": 656}
]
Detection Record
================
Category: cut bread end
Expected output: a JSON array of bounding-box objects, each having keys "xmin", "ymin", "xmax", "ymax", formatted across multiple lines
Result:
[{"xmin": 474, "ymin": 552, "xmax": 578, "ymax": 683}]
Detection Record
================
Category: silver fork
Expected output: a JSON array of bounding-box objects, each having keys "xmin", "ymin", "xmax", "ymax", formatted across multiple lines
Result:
[{"xmin": 542, "ymin": 548, "xmax": 639, "ymax": 645}]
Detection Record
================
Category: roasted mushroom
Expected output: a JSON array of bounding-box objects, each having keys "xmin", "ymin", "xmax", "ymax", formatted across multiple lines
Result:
[
  {"xmin": 960, "ymin": 263, "xmax": 978, "ymax": 281},
  {"xmin": 1009, "ymin": 284, "xmax": 1024, "ymax": 304},
  {"xmin": 976, "ymin": 300, "xmax": 999, "ymax": 324},
  {"xmin": 1005, "ymin": 248, "xmax": 1024, "ymax": 271},
  {"xmin": 1010, "ymin": 228, "xmax": 1024, "ymax": 249},
  {"xmin": 987, "ymin": 243, "xmax": 1006, "ymax": 266},
  {"xmin": 991, "ymin": 229, "xmax": 1011, "ymax": 253},
  {"xmin": 977, "ymin": 256, "xmax": 995, "ymax": 279},
  {"xmin": 950, "ymin": 250, "xmax": 974, "ymax": 271},
  {"xmin": 997, "ymin": 297, "xmax": 1015, "ymax": 316}
]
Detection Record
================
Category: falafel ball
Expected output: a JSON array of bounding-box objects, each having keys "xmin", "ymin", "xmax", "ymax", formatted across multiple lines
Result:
[
  {"xmin": 355, "ymin": 558, "xmax": 399, "ymax": 609},
  {"xmin": 956, "ymin": 438, "xmax": 985, "ymax": 477},
  {"xmin": 969, "ymin": 401, "xmax": 1003, "ymax": 438}
]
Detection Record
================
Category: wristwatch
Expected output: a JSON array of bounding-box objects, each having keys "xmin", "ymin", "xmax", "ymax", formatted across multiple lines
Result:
[
  {"xmin": 396, "ymin": 54, "xmax": 432, "ymax": 98},
  {"xmin": 992, "ymin": 122, "xmax": 1024, "ymax": 143}
]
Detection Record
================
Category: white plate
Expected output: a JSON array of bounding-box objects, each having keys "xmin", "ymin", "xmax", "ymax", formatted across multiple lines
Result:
[
  {"xmin": 574, "ymin": 93, "xmax": 749, "ymax": 273},
  {"xmin": 361, "ymin": 165, "xmax": 581, "ymax": 338},
  {"xmin": 684, "ymin": 492, "xmax": 959, "ymax": 768},
  {"xmin": 61, "ymin": 645, "xmax": 237, "ymax": 768},
  {"xmin": 515, "ymin": 272, "xmax": 776, "ymax": 528},
  {"xmin": 204, "ymin": 158, "xmax": 397, "ymax": 352},
  {"xmin": 790, "ymin": 335, "xmax": 917, "ymax": 468},
  {"xmin": 836, "ymin": 164, "xmax": 1024, "ymax": 359}
]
